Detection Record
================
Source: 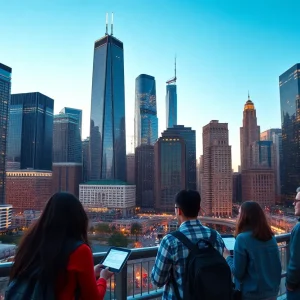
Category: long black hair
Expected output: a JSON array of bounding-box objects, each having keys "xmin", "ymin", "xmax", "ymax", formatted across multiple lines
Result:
[{"xmin": 10, "ymin": 192, "xmax": 89, "ymax": 283}]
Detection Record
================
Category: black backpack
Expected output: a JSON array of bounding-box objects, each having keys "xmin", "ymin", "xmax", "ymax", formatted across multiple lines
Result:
[
  {"xmin": 170, "ymin": 229, "xmax": 233, "ymax": 300},
  {"xmin": 5, "ymin": 240, "xmax": 84, "ymax": 300}
]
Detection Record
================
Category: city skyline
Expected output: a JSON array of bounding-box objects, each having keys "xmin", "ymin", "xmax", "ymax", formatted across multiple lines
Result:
[{"xmin": 2, "ymin": 1, "xmax": 300, "ymax": 170}]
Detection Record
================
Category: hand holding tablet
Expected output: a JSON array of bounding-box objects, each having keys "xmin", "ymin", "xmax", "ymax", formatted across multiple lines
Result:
[
  {"xmin": 101, "ymin": 247, "xmax": 131, "ymax": 273},
  {"xmin": 222, "ymin": 235, "xmax": 236, "ymax": 254}
]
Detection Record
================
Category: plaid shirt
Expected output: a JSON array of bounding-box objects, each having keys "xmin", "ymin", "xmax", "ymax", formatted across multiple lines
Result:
[{"xmin": 151, "ymin": 219, "xmax": 225, "ymax": 300}]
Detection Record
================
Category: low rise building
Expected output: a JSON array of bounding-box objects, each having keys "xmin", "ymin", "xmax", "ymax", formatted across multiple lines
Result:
[
  {"xmin": 0, "ymin": 205, "xmax": 12, "ymax": 231},
  {"xmin": 79, "ymin": 180, "xmax": 136, "ymax": 217}
]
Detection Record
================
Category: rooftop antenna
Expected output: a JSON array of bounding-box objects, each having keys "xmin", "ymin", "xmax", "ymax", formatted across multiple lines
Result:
[
  {"xmin": 174, "ymin": 55, "xmax": 177, "ymax": 80},
  {"xmin": 248, "ymin": 90, "xmax": 250, "ymax": 100},
  {"xmin": 111, "ymin": 12, "xmax": 114, "ymax": 36},
  {"xmin": 105, "ymin": 13, "xmax": 108, "ymax": 35}
]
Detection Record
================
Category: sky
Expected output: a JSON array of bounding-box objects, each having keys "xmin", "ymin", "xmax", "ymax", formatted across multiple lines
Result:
[{"xmin": 1, "ymin": 0, "xmax": 300, "ymax": 170}]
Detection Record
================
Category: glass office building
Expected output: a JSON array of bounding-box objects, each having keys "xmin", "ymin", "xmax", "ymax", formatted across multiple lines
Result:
[
  {"xmin": 162, "ymin": 125, "xmax": 196, "ymax": 190},
  {"xmin": 166, "ymin": 84, "xmax": 177, "ymax": 129},
  {"xmin": 279, "ymin": 63, "xmax": 300, "ymax": 202},
  {"xmin": 134, "ymin": 74, "xmax": 158, "ymax": 147},
  {"xmin": 0, "ymin": 63, "xmax": 11, "ymax": 204},
  {"xmin": 89, "ymin": 34, "xmax": 126, "ymax": 181},
  {"xmin": 7, "ymin": 92, "xmax": 54, "ymax": 171},
  {"xmin": 53, "ymin": 114, "xmax": 82, "ymax": 163},
  {"xmin": 60, "ymin": 107, "xmax": 82, "ymax": 137}
]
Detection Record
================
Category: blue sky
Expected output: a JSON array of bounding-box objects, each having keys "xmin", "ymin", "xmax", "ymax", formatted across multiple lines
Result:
[{"xmin": 1, "ymin": 0, "xmax": 300, "ymax": 170}]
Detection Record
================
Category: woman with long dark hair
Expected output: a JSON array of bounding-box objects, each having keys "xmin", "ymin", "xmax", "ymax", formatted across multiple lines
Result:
[
  {"xmin": 223, "ymin": 201, "xmax": 281, "ymax": 300},
  {"xmin": 9, "ymin": 192, "xmax": 113, "ymax": 299}
]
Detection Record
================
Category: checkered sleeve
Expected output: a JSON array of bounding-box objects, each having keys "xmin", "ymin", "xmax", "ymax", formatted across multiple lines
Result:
[
  {"xmin": 151, "ymin": 235, "xmax": 173, "ymax": 288},
  {"xmin": 216, "ymin": 232, "xmax": 225, "ymax": 254}
]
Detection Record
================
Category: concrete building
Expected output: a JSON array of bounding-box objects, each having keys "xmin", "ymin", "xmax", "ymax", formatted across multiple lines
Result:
[
  {"xmin": 52, "ymin": 163, "xmax": 82, "ymax": 197},
  {"xmin": 240, "ymin": 97, "xmax": 276, "ymax": 206},
  {"xmin": 197, "ymin": 156, "xmax": 204, "ymax": 198},
  {"xmin": 79, "ymin": 180, "xmax": 135, "ymax": 217},
  {"xmin": 202, "ymin": 121, "xmax": 232, "ymax": 217},
  {"xmin": 0, "ymin": 205, "xmax": 12, "ymax": 230},
  {"xmin": 6, "ymin": 170, "xmax": 52, "ymax": 213},
  {"xmin": 126, "ymin": 153, "xmax": 135, "ymax": 184},
  {"xmin": 154, "ymin": 135, "xmax": 186, "ymax": 213}
]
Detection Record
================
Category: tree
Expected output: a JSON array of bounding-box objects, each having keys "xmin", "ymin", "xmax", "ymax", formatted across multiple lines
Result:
[
  {"xmin": 94, "ymin": 223, "xmax": 111, "ymax": 234},
  {"xmin": 131, "ymin": 223, "xmax": 143, "ymax": 242},
  {"xmin": 108, "ymin": 232, "xmax": 129, "ymax": 247}
]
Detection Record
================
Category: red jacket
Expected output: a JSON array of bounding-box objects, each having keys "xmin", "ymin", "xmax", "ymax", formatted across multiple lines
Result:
[{"xmin": 56, "ymin": 244, "xmax": 107, "ymax": 300}]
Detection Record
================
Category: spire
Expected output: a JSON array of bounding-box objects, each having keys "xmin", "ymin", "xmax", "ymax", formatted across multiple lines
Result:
[
  {"xmin": 174, "ymin": 55, "xmax": 177, "ymax": 80},
  {"xmin": 111, "ymin": 12, "xmax": 114, "ymax": 36},
  {"xmin": 105, "ymin": 13, "xmax": 108, "ymax": 35},
  {"xmin": 248, "ymin": 90, "xmax": 250, "ymax": 100}
]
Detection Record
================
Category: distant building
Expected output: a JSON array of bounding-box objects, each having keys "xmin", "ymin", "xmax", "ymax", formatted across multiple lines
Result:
[
  {"xmin": 126, "ymin": 153, "xmax": 135, "ymax": 184},
  {"xmin": 7, "ymin": 92, "xmax": 54, "ymax": 171},
  {"xmin": 0, "ymin": 63, "xmax": 11, "ymax": 204},
  {"xmin": 12, "ymin": 210, "xmax": 41, "ymax": 229},
  {"xmin": 6, "ymin": 170, "xmax": 52, "ymax": 213},
  {"xmin": 161, "ymin": 125, "xmax": 196, "ymax": 190},
  {"xmin": 279, "ymin": 64, "xmax": 300, "ymax": 202},
  {"xmin": 82, "ymin": 138, "xmax": 89, "ymax": 183},
  {"xmin": 197, "ymin": 156, "xmax": 204, "ymax": 198},
  {"xmin": 232, "ymin": 172, "xmax": 242, "ymax": 203},
  {"xmin": 52, "ymin": 163, "xmax": 82, "ymax": 197},
  {"xmin": 79, "ymin": 180, "xmax": 135, "ymax": 217},
  {"xmin": 0, "ymin": 205, "xmax": 12, "ymax": 230},
  {"xmin": 53, "ymin": 114, "xmax": 82, "ymax": 163},
  {"xmin": 59, "ymin": 107, "xmax": 82, "ymax": 137},
  {"xmin": 134, "ymin": 74, "xmax": 158, "ymax": 147},
  {"xmin": 166, "ymin": 61, "xmax": 177, "ymax": 129},
  {"xmin": 135, "ymin": 145, "xmax": 155, "ymax": 210},
  {"xmin": 89, "ymin": 33, "xmax": 126, "ymax": 181},
  {"xmin": 240, "ymin": 96, "xmax": 276, "ymax": 206},
  {"xmin": 202, "ymin": 121, "xmax": 232, "ymax": 217},
  {"xmin": 154, "ymin": 136, "xmax": 186, "ymax": 213}
]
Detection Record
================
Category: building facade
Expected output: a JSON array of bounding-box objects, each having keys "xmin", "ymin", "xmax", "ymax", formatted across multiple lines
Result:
[
  {"xmin": 126, "ymin": 153, "xmax": 135, "ymax": 184},
  {"xmin": 202, "ymin": 121, "xmax": 232, "ymax": 217},
  {"xmin": 52, "ymin": 163, "xmax": 82, "ymax": 197},
  {"xmin": 53, "ymin": 114, "xmax": 82, "ymax": 163},
  {"xmin": 134, "ymin": 74, "xmax": 158, "ymax": 147},
  {"xmin": 89, "ymin": 34, "xmax": 126, "ymax": 181},
  {"xmin": 82, "ymin": 138, "xmax": 89, "ymax": 183},
  {"xmin": 161, "ymin": 125, "xmax": 196, "ymax": 190},
  {"xmin": 0, "ymin": 205, "xmax": 12, "ymax": 230},
  {"xmin": 232, "ymin": 172, "xmax": 242, "ymax": 203},
  {"xmin": 7, "ymin": 92, "xmax": 54, "ymax": 171},
  {"xmin": 0, "ymin": 63, "xmax": 11, "ymax": 204},
  {"xmin": 59, "ymin": 107, "xmax": 82, "ymax": 137},
  {"xmin": 166, "ymin": 84, "xmax": 177, "ymax": 129},
  {"xmin": 154, "ymin": 136, "xmax": 186, "ymax": 213},
  {"xmin": 6, "ymin": 170, "xmax": 52, "ymax": 213},
  {"xmin": 135, "ymin": 145, "xmax": 155, "ymax": 210},
  {"xmin": 79, "ymin": 180, "xmax": 135, "ymax": 217},
  {"xmin": 279, "ymin": 64, "xmax": 300, "ymax": 202}
]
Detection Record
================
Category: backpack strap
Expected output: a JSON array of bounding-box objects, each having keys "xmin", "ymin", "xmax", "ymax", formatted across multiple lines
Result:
[{"xmin": 170, "ymin": 231, "xmax": 198, "ymax": 252}]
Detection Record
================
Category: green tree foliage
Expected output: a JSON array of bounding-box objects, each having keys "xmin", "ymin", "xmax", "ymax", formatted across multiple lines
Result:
[
  {"xmin": 131, "ymin": 223, "xmax": 143, "ymax": 242},
  {"xmin": 108, "ymin": 232, "xmax": 129, "ymax": 247},
  {"xmin": 95, "ymin": 223, "xmax": 111, "ymax": 234}
]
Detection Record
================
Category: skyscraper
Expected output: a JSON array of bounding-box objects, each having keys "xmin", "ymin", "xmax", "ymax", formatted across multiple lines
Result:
[
  {"xmin": 82, "ymin": 138, "xmax": 89, "ymax": 183},
  {"xmin": 154, "ymin": 136, "xmax": 185, "ymax": 213},
  {"xmin": 89, "ymin": 31, "xmax": 126, "ymax": 181},
  {"xmin": 126, "ymin": 153, "xmax": 135, "ymax": 184},
  {"xmin": 135, "ymin": 145, "xmax": 155, "ymax": 210},
  {"xmin": 161, "ymin": 125, "xmax": 196, "ymax": 190},
  {"xmin": 166, "ymin": 61, "xmax": 177, "ymax": 129},
  {"xmin": 240, "ymin": 95, "xmax": 260, "ymax": 170},
  {"xmin": 60, "ymin": 107, "xmax": 82, "ymax": 137},
  {"xmin": 53, "ymin": 113, "xmax": 82, "ymax": 163},
  {"xmin": 0, "ymin": 63, "xmax": 11, "ymax": 204},
  {"xmin": 7, "ymin": 92, "xmax": 54, "ymax": 171},
  {"xmin": 134, "ymin": 74, "xmax": 158, "ymax": 147},
  {"xmin": 202, "ymin": 121, "xmax": 232, "ymax": 217},
  {"xmin": 240, "ymin": 96, "xmax": 276, "ymax": 206},
  {"xmin": 279, "ymin": 64, "xmax": 300, "ymax": 202}
]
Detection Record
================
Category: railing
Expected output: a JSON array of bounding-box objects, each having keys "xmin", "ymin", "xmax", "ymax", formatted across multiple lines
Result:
[{"xmin": 0, "ymin": 233, "xmax": 291, "ymax": 300}]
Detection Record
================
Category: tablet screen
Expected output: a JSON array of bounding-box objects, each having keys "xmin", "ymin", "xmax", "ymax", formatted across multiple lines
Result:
[
  {"xmin": 102, "ymin": 248, "xmax": 130, "ymax": 271},
  {"xmin": 223, "ymin": 237, "xmax": 236, "ymax": 251}
]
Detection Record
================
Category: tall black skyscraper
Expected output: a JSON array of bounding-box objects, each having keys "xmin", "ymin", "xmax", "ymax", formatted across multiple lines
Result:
[
  {"xmin": 89, "ymin": 29, "xmax": 126, "ymax": 181},
  {"xmin": 53, "ymin": 113, "xmax": 82, "ymax": 163},
  {"xmin": 161, "ymin": 125, "xmax": 196, "ymax": 190},
  {"xmin": 7, "ymin": 92, "xmax": 54, "ymax": 171},
  {"xmin": 134, "ymin": 74, "xmax": 158, "ymax": 147},
  {"xmin": 280, "ymin": 63, "xmax": 300, "ymax": 202},
  {"xmin": 0, "ymin": 63, "xmax": 11, "ymax": 204}
]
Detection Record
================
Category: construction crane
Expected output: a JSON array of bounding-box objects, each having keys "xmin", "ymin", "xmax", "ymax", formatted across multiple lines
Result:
[{"xmin": 166, "ymin": 57, "xmax": 177, "ymax": 84}]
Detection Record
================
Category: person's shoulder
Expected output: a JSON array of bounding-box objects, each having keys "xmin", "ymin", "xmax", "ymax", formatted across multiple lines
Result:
[
  {"xmin": 70, "ymin": 243, "xmax": 91, "ymax": 257},
  {"xmin": 236, "ymin": 231, "xmax": 251, "ymax": 241}
]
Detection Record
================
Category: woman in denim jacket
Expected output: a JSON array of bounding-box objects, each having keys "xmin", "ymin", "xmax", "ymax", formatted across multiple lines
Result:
[{"xmin": 224, "ymin": 201, "xmax": 282, "ymax": 300}]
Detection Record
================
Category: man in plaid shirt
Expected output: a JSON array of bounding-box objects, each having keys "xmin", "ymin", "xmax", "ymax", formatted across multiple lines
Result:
[{"xmin": 151, "ymin": 190, "xmax": 225, "ymax": 300}]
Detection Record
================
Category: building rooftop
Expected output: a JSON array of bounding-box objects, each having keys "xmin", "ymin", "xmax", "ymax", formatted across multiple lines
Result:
[{"xmin": 82, "ymin": 180, "xmax": 134, "ymax": 186}]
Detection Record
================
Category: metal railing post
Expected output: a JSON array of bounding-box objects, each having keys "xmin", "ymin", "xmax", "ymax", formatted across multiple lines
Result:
[{"xmin": 115, "ymin": 263, "xmax": 127, "ymax": 300}]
